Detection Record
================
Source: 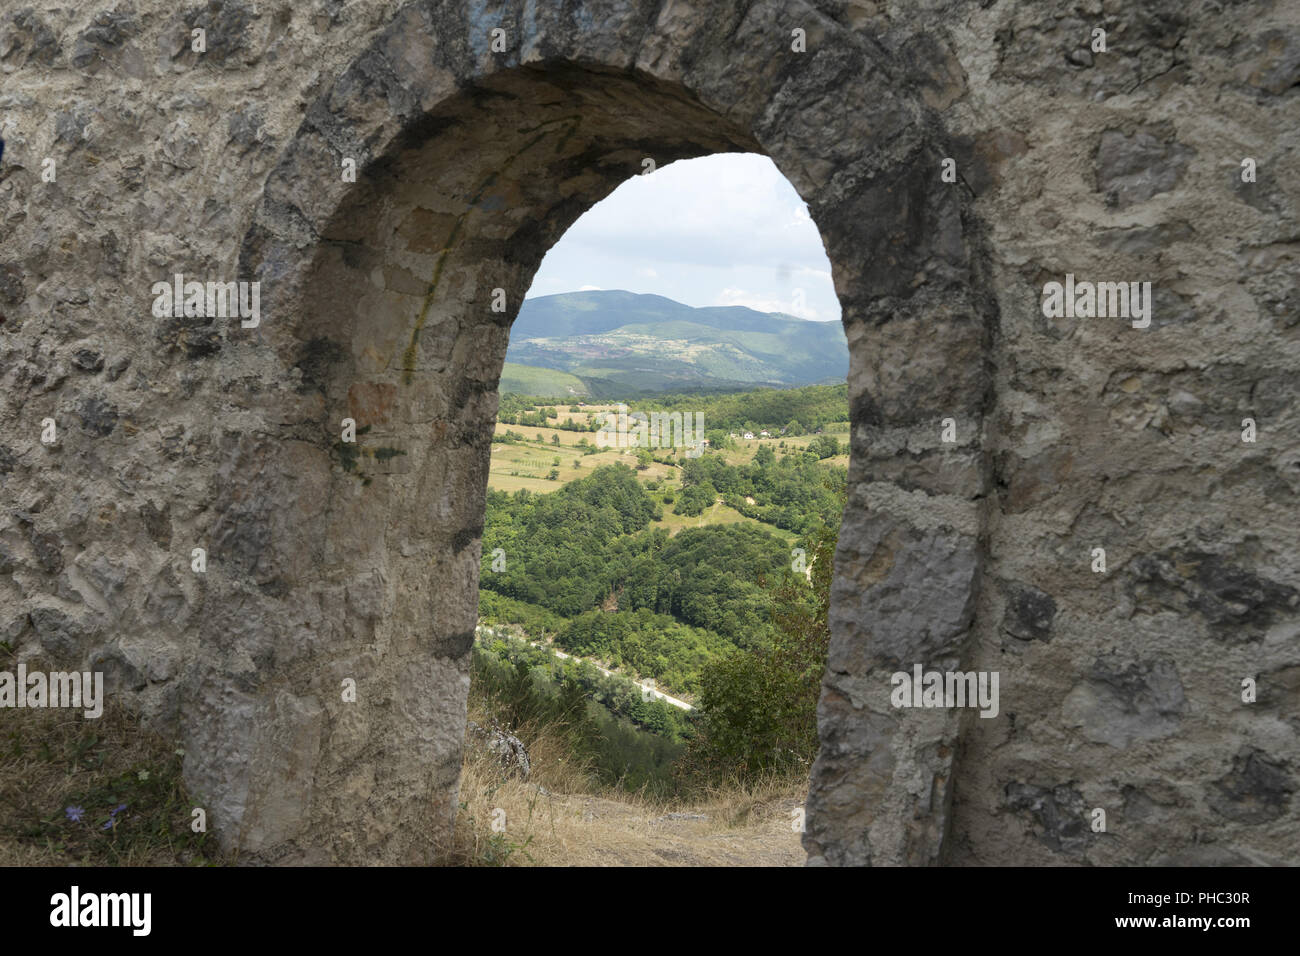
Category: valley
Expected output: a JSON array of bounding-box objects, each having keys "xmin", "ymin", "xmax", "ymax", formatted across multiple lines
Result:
[
  {"xmin": 470, "ymin": 378, "xmax": 847, "ymax": 824},
  {"xmin": 461, "ymin": 376, "xmax": 847, "ymax": 864}
]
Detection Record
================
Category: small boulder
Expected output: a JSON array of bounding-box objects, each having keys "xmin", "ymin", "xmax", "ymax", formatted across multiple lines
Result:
[{"xmin": 466, "ymin": 720, "xmax": 530, "ymax": 780}]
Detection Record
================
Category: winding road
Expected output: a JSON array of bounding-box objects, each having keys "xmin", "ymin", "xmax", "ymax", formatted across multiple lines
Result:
[{"xmin": 476, "ymin": 625, "xmax": 695, "ymax": 711}]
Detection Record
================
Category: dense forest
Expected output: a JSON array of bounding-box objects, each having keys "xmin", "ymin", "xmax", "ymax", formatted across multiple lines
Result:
[
  {"xmin": 635, "ymin": 383, "xmax": 850, "ymax": 433},
  {"xmin": 672, "ymin": 450, "xmax": 845, "ymax": 534},
  {"xmin": 474, "ymin": 513, "xmax": 836, "ymax": 791},
  {"xmin": 480, "ymin": 463, "xmax": 830, "ymax": 682}
]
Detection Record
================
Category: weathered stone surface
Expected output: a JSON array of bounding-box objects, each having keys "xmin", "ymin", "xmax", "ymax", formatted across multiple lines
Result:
[
  {"xmin": 1, "ymin": 0, "xmax": 1296, "ymax": 868},
  {"xmin": 1005, "ymin": 782, "xmax": 1091, "ymax": 855},
  {"xmin": 1131, "ymin": 549, "xmax": 1299, "ymax": 640},
  {"xmin": 1095, "ymin": 126, "xmax": 1195, "ymax": 208},
  {"xmin": 71, "ymin": 8, "xmax": 139, "ymax": 71},
  {"xmin": 1001, "ymin": 584, "xmax": 1057, "ymax": 643},
  {"xmin": 1235, "ymin": 29, "xmax": 1300, "ymax": 96},
  {"xmin": 1062, "ymin": 656, "xmax": 1186, "ymax": 748},
  {"xmin": 29, "ymin": 606, "xmax": 88, "ymax": 659},
  {"xmin": 75, "ymin": 396, "xmax": 118, "ymax": 436},
  {"xmin": 71, "ymin": 347, "xmax": 104, "ymax": 372},
  {"xmin": 0, "ymin": 9, "xmax": 61, "ymax": 66},
  {"xmin": 1207, "ymin": 750, "xmax": 1294, "ymax": 825},
  {"xmin": 828, "ymin": 516, "xmax": 980, "ymax": 672}
]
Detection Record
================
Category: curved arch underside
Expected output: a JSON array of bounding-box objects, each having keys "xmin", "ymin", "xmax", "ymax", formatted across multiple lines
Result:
[{"xmin": 217, "ymin": 0, "xmax": 989, "ymax": 865}]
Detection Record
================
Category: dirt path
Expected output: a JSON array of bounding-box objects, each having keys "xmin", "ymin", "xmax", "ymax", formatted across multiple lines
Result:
[{"xmin": 488, "ymin": 788, "xmax": 808, "ymax": 866}]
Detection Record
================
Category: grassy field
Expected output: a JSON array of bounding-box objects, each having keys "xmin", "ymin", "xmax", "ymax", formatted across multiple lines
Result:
[
  {"xmin": 489, "ymin": 408, "xmax": 836, "ymax": 545},
  {"xmin": 647, "ymin": 496, "xmax": 796, "ymax": 541},
  {"xmin": 499, "ymin": 363, "xmax": 589, "ymax": 397}
]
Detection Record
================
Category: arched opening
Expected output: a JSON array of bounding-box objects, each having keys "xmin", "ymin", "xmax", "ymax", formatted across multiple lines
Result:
[
  {"xmin": 457, "ymin": 152, "xmax": 846, "ymax": 861},
  {"xmin": 223, "ymin": 6, "xmax": 989, "ymax": 865}
]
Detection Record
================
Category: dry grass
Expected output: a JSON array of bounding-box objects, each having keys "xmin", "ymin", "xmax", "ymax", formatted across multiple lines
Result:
[
  {"xmin": 487, "ymin": 435, "xmax": 642, "ymax": 492},
  {"xmin": 1, "ymin": 662, "xmax": 805, "ymax": 868},
  {"xmin": 445, "ymin": 704, "xmax": 808, "ymax": 867},
  {"xmin": 0, "ymin": 678, "xmax": 222, "ymax": 867}
]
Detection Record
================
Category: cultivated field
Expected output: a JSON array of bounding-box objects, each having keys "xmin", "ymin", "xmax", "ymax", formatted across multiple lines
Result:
[{"xmin": 489, "ymin": 403, "xmax": 839, "ymax": 543}]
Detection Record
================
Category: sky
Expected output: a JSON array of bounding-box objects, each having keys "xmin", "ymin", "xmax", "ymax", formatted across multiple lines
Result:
[{"xmin": 525, "ymin": 153, "xmax": 842, "ymax": 322}]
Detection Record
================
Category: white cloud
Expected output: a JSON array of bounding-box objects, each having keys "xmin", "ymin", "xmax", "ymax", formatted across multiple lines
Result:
[
  {"xmin": 528, "ymin": 153, "xmax": 840, "ymax": 321},
  {"xmin": 577, "ymin": 284, "xmax": 603, "ymax": 291},
  {"xmin": 716, "ymin": 287, "xmax": 819, "ymax": 320}
]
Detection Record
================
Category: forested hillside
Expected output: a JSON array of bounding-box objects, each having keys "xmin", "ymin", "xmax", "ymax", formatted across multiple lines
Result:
[
  {"xmin": 474, "ymin": 382, "xmax": 846, "ymax": 794},
  {"xmin": 481, "ymin": 465, "xmax": 795, "ymax": 686},
  {"xmin": 505, "ymin": 291, "xmax": 847, "ymax": 394}
]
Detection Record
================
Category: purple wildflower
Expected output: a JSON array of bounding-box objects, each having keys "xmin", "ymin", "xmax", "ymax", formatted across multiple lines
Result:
[
  {"xmin": 101, "ymin": 803, "xmax": 128, "ymax": 830},
  {"xmin": 65, "ymin": 806, "xmax": 84, "ymax": 823}
]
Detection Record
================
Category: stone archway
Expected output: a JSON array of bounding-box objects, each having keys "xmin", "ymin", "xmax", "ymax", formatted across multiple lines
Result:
[{"xmin": 206, "ymin": 0, "xmax": 991, "ymax": 864}]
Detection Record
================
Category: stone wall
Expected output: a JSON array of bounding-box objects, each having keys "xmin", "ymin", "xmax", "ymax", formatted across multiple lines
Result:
[{"xmin": 0, "ymin": 0, "xmax": 1295, "ymax": 864}]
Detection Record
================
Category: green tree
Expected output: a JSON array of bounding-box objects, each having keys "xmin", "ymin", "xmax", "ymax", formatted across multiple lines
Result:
[
  {"xmin": 673, "ymin": 480, "xmax": 715, "ymax": 516},
  {"xmin": 682, "ymin": 519, "xmax": 837, "ymax": 782},
  {"xmin": 806, "ymin": 435, "xmax": 839, "ymax": 459}
]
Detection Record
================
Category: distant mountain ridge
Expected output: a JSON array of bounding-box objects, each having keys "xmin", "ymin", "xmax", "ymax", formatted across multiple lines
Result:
[{"xmin": 505, "ymin": 290, "xmax": 847, "ymax": 395}]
